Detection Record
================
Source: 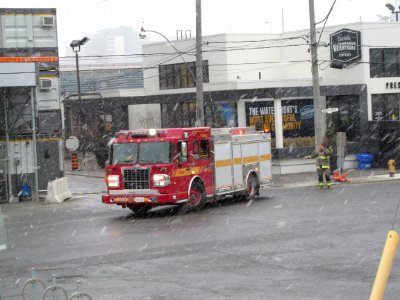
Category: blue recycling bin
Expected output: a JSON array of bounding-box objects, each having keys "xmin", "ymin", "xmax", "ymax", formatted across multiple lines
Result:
[{"xmin": 356, "ymin": 153, "xmax": 374, "ymax": 170}]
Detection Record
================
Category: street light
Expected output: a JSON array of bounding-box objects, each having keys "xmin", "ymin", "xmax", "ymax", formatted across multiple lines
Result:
[
  {"xmin": 386, "ymin": 3, "xmax": 400, "ymax": 21},
  {"xmin": 70, "ymin": 37, "xmax": 89, "ymax": 141}
]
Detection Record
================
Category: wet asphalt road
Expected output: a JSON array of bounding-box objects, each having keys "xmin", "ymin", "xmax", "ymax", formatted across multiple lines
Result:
[{"xmin": 1, "ymin": 176, "xmax": 400, "ymax": 300}]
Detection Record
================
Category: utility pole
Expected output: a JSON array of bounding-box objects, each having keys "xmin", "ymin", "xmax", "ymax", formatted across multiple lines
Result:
[
  {"xmin": 308, "ymin": 0, "xmax": 325, "ymax": 148},
  {"xmin": 196, "ymin": 0, "xmax": 205, "ymax": 127}
]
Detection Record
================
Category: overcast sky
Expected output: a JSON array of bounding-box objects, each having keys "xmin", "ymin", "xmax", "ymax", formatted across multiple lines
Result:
[{"xmin": 1, "ymin": 0, "xmax": 393, "ymax": 56}]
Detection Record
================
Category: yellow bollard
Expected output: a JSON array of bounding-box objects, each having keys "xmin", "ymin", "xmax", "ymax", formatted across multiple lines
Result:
[
  {"xmin": 370, "ymin": 230, "xmax": 399, "ymax": 300},
  {"xmin": 388, "ymin": 159, "xmax": 395, "ymax": 178}
]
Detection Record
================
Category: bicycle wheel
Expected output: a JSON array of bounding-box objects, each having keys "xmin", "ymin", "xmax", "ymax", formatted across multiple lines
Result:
[
  {"xmin": 68, "ymin": 291, "xmax": 93, "ymax": 300},
  {"xmin": 41, "ymin": 285, "xmax": 68, "ymax": 300},
  {"xmin": 21, "ymin": 278, "xmax": 46, "ymax": 300}
]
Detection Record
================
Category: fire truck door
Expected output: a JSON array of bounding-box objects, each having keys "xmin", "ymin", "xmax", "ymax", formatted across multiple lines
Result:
[{"xmin": 174, "ymin": 141, "xmax": 192, "ymax": 202}]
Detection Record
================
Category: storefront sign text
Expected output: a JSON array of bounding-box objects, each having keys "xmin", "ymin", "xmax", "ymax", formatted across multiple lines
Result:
[
  {"xmin": 245, "ymin": 99, "xmax": 314, "ymax": 138},
  {"xmin": 330, "ymin": 28, "xmax": 361, "ymax": 63},
  {"xmin": 386, "ymin": 82, "xmax": 400, "ymax": 89}
]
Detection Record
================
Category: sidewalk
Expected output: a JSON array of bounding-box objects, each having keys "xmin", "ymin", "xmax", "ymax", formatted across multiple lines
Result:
[
  {"xmin": 272, "ymin": 168, "xmax": 400, "ymax": 188},
  {"xmin": 64, "ymin": 158, "xmax": 400, "ymax": 189}
]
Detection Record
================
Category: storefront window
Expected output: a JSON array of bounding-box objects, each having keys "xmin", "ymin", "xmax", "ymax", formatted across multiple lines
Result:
[
  {"xmin": 204, "ymin": 101, "xmax": 237, "ymax": 128},
  {"xmin": 161, "ymin": 102, "xmax": 196, "ymax": 128},
  {"xmin": 372, "ymin": 94, "xmax": 400, "ymax": 121},
  {"xmin": 245, "ymin": 99, "xmax": 314, "ymax": 138},
  {"xmin": 326, "ymin": 96, "xmax": 360, "ymax": 141}
]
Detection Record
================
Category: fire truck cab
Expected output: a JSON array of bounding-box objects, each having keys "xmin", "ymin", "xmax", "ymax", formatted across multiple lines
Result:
[{"xmin": 102, "ymin": 127, "xmax": 272, "ymax": 214}]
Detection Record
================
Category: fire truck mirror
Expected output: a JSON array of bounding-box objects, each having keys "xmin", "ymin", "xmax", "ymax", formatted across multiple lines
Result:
[
  {"xmin": 177, "ymin": 141, "xmax": 188, "ymax": 164},
  {"xmin": 181, "ymin": 142, "xmax": 188, "ymax": 160}
]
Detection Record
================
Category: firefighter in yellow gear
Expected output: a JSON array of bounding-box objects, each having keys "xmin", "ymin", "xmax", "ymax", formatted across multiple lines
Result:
[{"xmin": 305, "ymin": 143, "xmax": 334, "ymax": 188}]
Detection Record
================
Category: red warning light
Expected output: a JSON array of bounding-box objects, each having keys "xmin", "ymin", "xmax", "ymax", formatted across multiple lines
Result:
[{"xmin": 230, "ymin": 128, "xmax": 246, "ymax": 135}]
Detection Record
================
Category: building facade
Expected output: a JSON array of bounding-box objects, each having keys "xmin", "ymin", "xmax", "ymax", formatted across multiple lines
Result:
[
  {"xmin": 62, "ymin": 21, "xmax": 400, "ymax": 170},
  {"xmin": 0, "ymin": 8, "xmax": 63, "ymax": 201},
  {"xmin": 137, "ymin": 22, "xmax": 400, "ymax": 166}
]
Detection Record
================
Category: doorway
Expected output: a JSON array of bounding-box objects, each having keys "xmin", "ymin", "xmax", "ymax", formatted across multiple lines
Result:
[{"xmin": 326, "ymin": 95, "xmax": 360, "ymax": 141}]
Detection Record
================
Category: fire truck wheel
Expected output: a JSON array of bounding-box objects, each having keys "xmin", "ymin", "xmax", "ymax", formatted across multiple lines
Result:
[
  {"xmin": 180, "ymin": 181, "xmax": 206, "ymax": 213},
  {"xmin": 246, "ymin": 174, "xmax": 258, "ymax": 200},
  {"xmin": 127, "ymin": 204, "xmax": 151, "ymax": 216}
]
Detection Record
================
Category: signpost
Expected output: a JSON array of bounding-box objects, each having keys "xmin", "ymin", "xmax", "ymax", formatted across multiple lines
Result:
[
  {"xmin": 66, "ymin": 136, "xmax": 79, "ymax": 171},
  {"xmin": 322, "ymin": 107, "xmax": 339, "ymax": 114}
]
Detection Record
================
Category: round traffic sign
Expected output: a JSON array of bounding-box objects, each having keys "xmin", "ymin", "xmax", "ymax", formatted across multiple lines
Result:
[{"xmin": 66, "ymin": 136, "xmax": 79, "ymax": 152}]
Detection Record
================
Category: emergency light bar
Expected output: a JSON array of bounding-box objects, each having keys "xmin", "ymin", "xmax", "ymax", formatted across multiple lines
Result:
[{"xmin": 115, "ymin": 129, "xmax": 167, "ymax": 139}]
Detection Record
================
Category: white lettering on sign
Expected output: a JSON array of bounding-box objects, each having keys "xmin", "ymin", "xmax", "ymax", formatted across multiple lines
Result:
[
  {"xmin": 248, "ymin": 105, "xmax": 299, "ymax": 116},
  {"xmin": 333, "ymin": 41, "xmax": 356, "ymax": 52},
  {"xmin": 338, "ymin": 36, "xmax": 351, "ymax": 42}
]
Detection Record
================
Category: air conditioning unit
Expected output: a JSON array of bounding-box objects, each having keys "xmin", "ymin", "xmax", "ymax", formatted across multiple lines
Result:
[
  {"xmin": 39, "ymin": 79, "xmax": 52, "ymax": 91},
  {"xmin": 40, "ymin": 16, "xmax": 54, "ymax": 27}
]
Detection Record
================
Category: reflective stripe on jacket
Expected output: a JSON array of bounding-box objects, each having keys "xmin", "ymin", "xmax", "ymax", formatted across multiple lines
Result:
[{"xmin": 309, "ymin": 149, "xmax": 333, "ymax": 169}]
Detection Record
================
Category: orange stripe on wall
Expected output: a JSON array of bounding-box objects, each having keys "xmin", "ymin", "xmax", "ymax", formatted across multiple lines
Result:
[{"xmin": 0, "ymin": 56, "xmax": 58, "ymax": 62}]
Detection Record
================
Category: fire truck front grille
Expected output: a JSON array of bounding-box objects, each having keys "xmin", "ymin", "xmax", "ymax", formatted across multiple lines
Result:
[{"xmin": 123, "ymin": 168, "xmax": 150, "ymax": 189}]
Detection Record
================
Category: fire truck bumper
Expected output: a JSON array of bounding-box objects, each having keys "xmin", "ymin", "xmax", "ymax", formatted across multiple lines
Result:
[{"xmin": 102, "ymin": 193, "xmax": 185, "ymax": 206}]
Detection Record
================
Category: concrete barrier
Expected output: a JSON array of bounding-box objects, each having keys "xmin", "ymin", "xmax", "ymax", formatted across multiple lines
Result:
[
  {"xmin": 45, "ymin": 177, "xmax": 72, "ymax": 204},
  {"xmin": 272, "ymin": 154, "xmax": 358, "ymax": 175}
]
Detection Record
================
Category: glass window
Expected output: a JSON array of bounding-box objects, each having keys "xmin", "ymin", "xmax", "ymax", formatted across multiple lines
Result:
[
  {"xmin": 166, "ymin": 65, "xmax": 174, "ymax": 89},
  {"xmin": 205, "ymin": 102, "xmax": 237, "ymax": 128},
  {"xmin": 200, "ymin": 140, "xmax": 210, "ymax": 159},
  {"xmin": 326, "ymin": 96, "xmax": 360, "ymax": 141},
  {"xmin": 173, "ymin": 64, "xmax": 181, "ymax": 88},
  {"xmin": 182, "ymin": 103, "xmax": 190, "ymax": 127},
  {"xmin": 370, "ymin": 49, "xmax": 383, "ymax": 78},
  {"xmin": 384, "ymin": 49, "xmax": 398, "ymax": 77},
  {"xmin": 372, "ymin": 94, "xmax": 400, "ymax": 121},
  {"xmin": 193, "ymin": 140, "xmax": 199, "ymax": 160},
  {"xmin": 138, "ymin": 142, "xmax": 173, "ymax": 164},
  {"xmin": 159, "ymin": 65, "xmax": 167, "ymax": 89},
  {"xmin": 370, "ymin": 48, "xmax": 400, "ymax": 78},
  {"xmin": 180, "ymin": 63, "xmax": 189, "ymax": 88},
  {"xmin": 187, "ymin": 62, "xmax": 196, "ymax": 88},
  {"xmin": 111, "ymin": 143, "xmax": 137, "ymax": 165},
  {"xmin": 159, "ymin": 61, "xmax": 209, "ymax": 90}
]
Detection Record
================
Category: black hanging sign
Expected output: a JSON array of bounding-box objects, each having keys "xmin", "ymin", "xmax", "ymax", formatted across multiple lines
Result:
[{"xmin": 330, "ymin": 28, "xmax": 361, "ymax": 63}]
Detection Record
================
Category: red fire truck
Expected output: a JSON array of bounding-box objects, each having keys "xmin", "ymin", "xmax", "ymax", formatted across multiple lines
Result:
[{"xmin": 102, "ymin": 127, "xmax": 272, "ymax": 214}]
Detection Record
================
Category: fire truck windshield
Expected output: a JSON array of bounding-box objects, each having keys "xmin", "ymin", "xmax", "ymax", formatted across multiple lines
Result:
[
  {"xmin": 111, "ymin": 143, "xmax": 138, "ymax": 165},
  {"xmin": 138, "ymin": 142, "xmax": 173, "ymax": 164},
  {"xmin": 110, "ymin": 142, "xmax": 173, "ymax": 165}
]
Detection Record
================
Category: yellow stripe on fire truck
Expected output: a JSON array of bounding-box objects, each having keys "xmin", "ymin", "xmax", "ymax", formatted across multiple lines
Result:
[
  {"xmin": 215, "ymin": 154, "xmax": 271, "ymax": 168},
  {"xmin": 173, "ymin": 166, "xmax": 204, "ymax": 177}
]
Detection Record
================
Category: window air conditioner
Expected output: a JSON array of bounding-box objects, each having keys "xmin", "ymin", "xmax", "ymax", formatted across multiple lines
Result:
[
  {"xmin": 41, "ymin": 16, "xmax": 54, "ymax": 27},
  {"xmin": 39, "ymin": 79, "xmax": 52, "ymax": 91}
]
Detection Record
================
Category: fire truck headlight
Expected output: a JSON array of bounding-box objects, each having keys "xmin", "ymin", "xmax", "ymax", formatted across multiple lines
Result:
[
  {"xmin": 107, "ymin": 175, "xmax": 120, "ymax": 187},
  {"xmin": 153, "ymin": 174, "xmax": 171, "ymax": 187}
]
